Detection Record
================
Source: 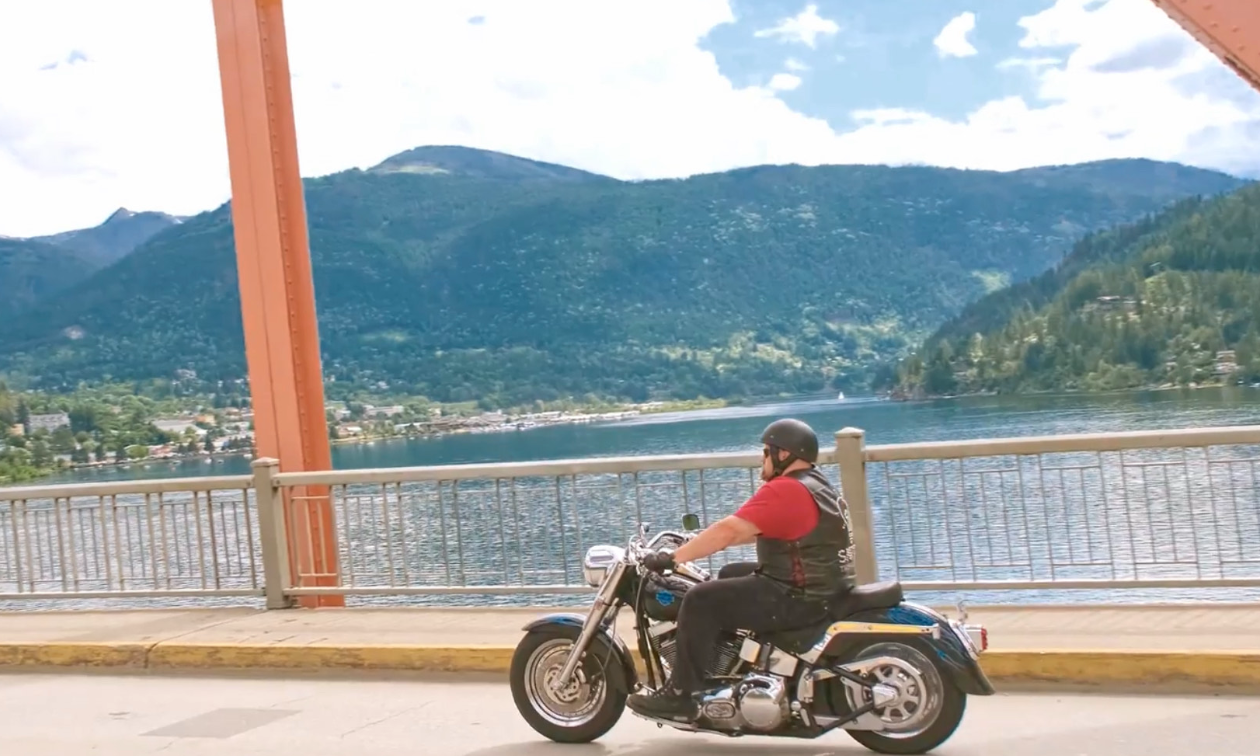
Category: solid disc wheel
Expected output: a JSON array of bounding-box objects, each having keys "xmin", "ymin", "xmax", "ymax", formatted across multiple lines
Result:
[{"xmin": 509, "ymin": 626, "xmax": 628, "ymax": 743}]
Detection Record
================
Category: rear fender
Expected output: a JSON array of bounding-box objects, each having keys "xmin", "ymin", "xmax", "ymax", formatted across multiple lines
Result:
[
  {"xmin": 522, "ymin": 613, "xmax": 639, "ymax": 689},
  {"xmin": 821, "ymin": 604, "xmax": 995, "ymax": 696}
]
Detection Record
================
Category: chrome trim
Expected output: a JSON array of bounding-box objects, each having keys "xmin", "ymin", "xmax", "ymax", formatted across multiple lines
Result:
[{"xmin": 551, "ymin": 561, "xmax": 623, "ymax": 690}]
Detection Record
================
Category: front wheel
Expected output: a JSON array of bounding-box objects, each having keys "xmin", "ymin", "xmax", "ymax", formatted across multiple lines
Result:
[
  {"xmin": 840, "ymin": 640, "xmax": 967, "ymax": 755},
  {"xmin": 509, "ymin": 625, "xmax": 629, "ymax": 743}
]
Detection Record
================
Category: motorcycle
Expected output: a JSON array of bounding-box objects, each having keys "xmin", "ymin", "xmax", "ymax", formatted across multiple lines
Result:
[{"xmin": 509, "ymin": 515, "xmax": 994, "ymax": 754}]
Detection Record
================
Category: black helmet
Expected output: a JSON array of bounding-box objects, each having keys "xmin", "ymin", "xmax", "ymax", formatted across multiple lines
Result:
[{"xmin": 760, "ymin": 418, "xmax": 819, "ymax": 464}]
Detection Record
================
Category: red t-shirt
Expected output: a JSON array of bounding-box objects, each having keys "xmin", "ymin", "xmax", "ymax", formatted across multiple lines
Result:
[{"xmin": 733, "ymin": 476, "xmax": 817, "ymax": 540}]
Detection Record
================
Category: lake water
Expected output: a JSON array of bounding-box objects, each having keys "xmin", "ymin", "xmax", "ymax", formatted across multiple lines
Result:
[
  {"xmin": 14, "ymin": 388, "xmax": 1260, "ymax": 610},
  {"xmin": 56, "ymin": 387, "xmax": 1260, "ymax": 483}
]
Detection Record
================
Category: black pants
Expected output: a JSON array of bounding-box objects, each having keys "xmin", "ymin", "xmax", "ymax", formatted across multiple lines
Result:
[{"xmin": 670, "ymin": 562, "xmax": 828, "ymax": 695}]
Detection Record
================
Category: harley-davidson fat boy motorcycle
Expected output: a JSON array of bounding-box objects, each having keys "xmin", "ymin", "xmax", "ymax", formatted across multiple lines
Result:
[{"xmin": 510, "ymin": 516, "xmax": 993, "ymax": 754}]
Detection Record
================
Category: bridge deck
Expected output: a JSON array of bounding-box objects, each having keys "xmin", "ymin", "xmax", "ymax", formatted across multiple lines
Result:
[
  {"xmin": 3, "ymin": 672, "xmax": 1258, "ymax": 756},
  {"xmin": 1, "ymin": 603, "xmax": 1257, "ymax": 650}
]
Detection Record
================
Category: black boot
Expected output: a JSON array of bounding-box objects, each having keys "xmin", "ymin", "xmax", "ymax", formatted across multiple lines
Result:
[{"xmin": 627, "ymin": 687, "xmax": 699, "ymax": 723}]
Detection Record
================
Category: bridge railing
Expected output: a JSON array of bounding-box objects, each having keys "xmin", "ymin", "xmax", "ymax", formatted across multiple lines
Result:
[{"xmin": 2, "ymin": 425, "xmax": 1258, "ymax": 608}]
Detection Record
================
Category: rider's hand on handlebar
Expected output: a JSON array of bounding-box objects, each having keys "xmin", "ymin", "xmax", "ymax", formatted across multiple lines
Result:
[{"xmin": 641, "ymin": 550, "xmax": 676, "ymax": 574}]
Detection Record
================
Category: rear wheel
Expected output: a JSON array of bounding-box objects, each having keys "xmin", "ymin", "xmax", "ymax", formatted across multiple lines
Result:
[
  {"xmin": 839, "ymin": 641, "xmax": 967, "ymax": 755},
  {"xmin": 509, "ymin": 625, "xmax": 628, "ymax": 743}
]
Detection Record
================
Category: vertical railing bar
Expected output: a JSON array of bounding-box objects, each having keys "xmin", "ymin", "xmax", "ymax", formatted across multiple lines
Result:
[
  {"xmin": 1076, "ymin": 467, "xmax": 1094, "ymax": 565},
  {"xmin": 921, "ymin": 472, "xmax": 936, "ymax": 567},
  {"xmin": 939, "ymin": 460, "xmax": 958, "ymax": 581},
  {"xmin": 214, "ymin": 488, "xmax": 232, "ymax": 579},
  {"xmin": 680, "ymin": 470, "xmax": 690, "ymax": 527},
  {"xmin": 1178, "ymin": 448, "xmax": 1202, "ymax": 578},
  {"xmin": 395, "ymin": 482, "xmax": 411, "ymax": 586},
  {"xmin": 1139, "ymin": 463, "xmax": 1156, "ymax": 569},
  {"xmin": 242, "ymin": 487, "xmax": 258, "ymax": 589},
  {"xmin": 1227, "ymin": 451, "xmax": 1246, "ymax": 563},
  {"xmin": 110, "ymin": 494, "xmax": 126, "ymax": 591},
  {"xmin": 158, "ymin": 492, "xmax": 173, "ymax": 589},
  {"xmin": 1094, "ymin": 452, "xmax": 1115, "ymax": 579},
  {"xmin": 379, "ymin": 483, "xmax": 397, "ymax": 586},
  {"xmin": 1014, "ymin": 456, "xmax": 1033, "ymax": 581},
  {"xmin": 902, "ymin": 472, "xmax": 917, "ymax": 569},
  {"xmin": 34, "ymin": 503, "xmax": 49, "ymax": 589},
  {"xmin": 208, "ymin": 490, "xmax": 222, "ymax": 590},
  {"xmin": 192, "ymin": 490, "xmax": 207, "ymax": 590},
  {"xmin": 1157, "ymin": 461, "xmax": 1176, "ymax": 565},
  {"xmin": 146, "ymin": 493, "xmax": 161, "ymax": 590},
  {"xmin": 51, "ymin": 496, "xmax": 68, "ymax": 593},
  {"xmin": 555, "ymin": 477, "xmax": 570, "ymax": 585},
  {"xmin": 998, "ymin": 465, "xmax": 1015, "ymax": 567},
  {"xmin": 1202, "ymin": 448, "xmax": 1224, "ymax": 577},
  {"xmin": 569, "ymin": 474, "xmax": 584, "ymax": 557},
  {"xmin": 98, "ymin": 495, "xmax": 112, "ymax": 592},
  {"xmin": 19, "ymin": 501, "xmax": 33, "ymax": 592},
  {"xmin": 980, "ymin": 468, "xmax": 994, "ymax": 566},
  {"xmin": 1054, "ymin": 466, "xmax": 1071, "ymax": 567},
  {"xmin": 698, "ymin": 468, "xmax": 713, "ymax": 572},
  {"xmin": 1116, "ymin": 450, "xmax": 1137, "ymax": 580},
  {"xmin": 880, "ymin": 462, "xmax": 898, "ymax": 575},
  {"xmin": 512, "ymin": 478, "xmax": 525, "ymax": 585},
  {"xmin": 617, "ymin": 473, "xmax": 628, "ymax": 544},
  {"xmin": 635, "ymin": 471, "xmax": 646, "ymax": 526},
  {"xmin": 1036, "ymin": 456, "xmax": 1056, "ymax": 580},
  {"xmin": 496, "ymin": 479, "xmax": 510, "ymax": 586},
  {"xmin": 84, "ymin": 500, "xmax": 100, "ymax": 582},
  {"xmin": 437, "ymin": 481, "xmax": 452, "ymax": 586},
  {"xmin": 453, "ymin": 480, "xmax": 467, "ymax": 586},
  {"xmin": 339, "ymin": 485, "xmax": 357, "ymax": 587}
]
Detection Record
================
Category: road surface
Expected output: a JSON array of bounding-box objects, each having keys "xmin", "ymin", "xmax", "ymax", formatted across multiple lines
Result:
[{"xmin": 1, "ymin": 671, "xmax": 1255, "ymax": 755}]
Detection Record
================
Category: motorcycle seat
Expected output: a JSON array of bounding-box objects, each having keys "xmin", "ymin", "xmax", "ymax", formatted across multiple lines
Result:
[{"xmin": 760, "ymin": 581, "xmax": 905, "ymax": 655}]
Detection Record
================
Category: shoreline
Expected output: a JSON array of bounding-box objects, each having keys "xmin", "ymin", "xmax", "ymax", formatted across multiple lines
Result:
[
  {"xmin": 886, "ymin": 378, "xmax": 1257, "ymax": 403},
  {"xmin": 5, "ymin": 397, "xmax": 733, "ymax": 486}
]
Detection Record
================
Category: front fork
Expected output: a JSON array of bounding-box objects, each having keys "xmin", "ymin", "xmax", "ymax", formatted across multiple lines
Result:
[{"xmin": 551, "ymin": 561, "xmax": 626, "ymax": 692}]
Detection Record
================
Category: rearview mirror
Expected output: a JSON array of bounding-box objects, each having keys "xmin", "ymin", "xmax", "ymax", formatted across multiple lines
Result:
[{"xmin": 682, "ymin": 513, "xmax": 701, "ymax": 531}]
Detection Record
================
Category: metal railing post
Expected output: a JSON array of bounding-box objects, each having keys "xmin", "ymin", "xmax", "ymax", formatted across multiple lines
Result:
[
  {"xmin": 252, "ymin": 457, "xmax": 294, "ymax": 609},
  {"xmin": 835, "ymin": 427, "xmax": 879, "ymax": 584}
]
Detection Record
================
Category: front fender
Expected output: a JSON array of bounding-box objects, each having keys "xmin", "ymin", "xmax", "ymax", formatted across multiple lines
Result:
[
  {"xmin": 522, "ymin": 613, "xmax": 639, "ymax": 689},
  {"xmin": 824, "ymin": 604, "xmax": 995, "ymax": 696}
]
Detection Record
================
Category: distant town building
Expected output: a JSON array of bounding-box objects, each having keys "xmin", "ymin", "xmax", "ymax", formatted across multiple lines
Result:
[{"xmin": 28, "ymin": 413, "xmax": 70, "ymax": 433}]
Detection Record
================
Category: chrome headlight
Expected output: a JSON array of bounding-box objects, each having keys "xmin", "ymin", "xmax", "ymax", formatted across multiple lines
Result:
[{"xmin": 582, "ymin": 545, "xmax": 625, "ymax": 588}]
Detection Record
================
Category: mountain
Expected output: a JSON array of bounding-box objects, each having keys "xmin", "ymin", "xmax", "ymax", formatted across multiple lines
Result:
[
  {"xmin": 0, "ymin": 208, "xmax": 183, "ymax": 314},
  {"xmin": 0, "ymin": 237, "xmax": 96, "ymax": 318},
  {"xmin": 0, "ymin": 149, "xmax": 1248, "ymax": 407},
  {"xmin": 30, "ymin": 208, "xmax": 183, "ymax": 267},
  {"xmin": 889, "ymin": 183, "xmax": 1260, "ymax": 397},
  {"xmin": 368, "ymin": 145, "xmax": 607, "ymax": 183}
]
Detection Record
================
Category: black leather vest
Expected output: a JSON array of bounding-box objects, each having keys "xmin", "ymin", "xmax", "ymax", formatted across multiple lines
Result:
[{"xmin": 755, "ymin": 467, "xmax": 857, "ymax": 600}]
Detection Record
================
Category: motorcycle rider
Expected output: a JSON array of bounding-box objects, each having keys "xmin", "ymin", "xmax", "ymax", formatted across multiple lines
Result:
[{"xmin": 627, "ymin": 418, "xmax": 858, "ymax": 723}]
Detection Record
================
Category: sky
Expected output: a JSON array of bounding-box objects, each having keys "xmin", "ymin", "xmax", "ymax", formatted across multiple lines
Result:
[{"xmin": 2, "ymin": 0, "xmax": 1259, "ymax": 237}]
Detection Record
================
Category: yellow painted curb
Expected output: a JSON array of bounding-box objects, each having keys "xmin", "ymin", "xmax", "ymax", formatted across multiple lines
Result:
[
  {"xmin": 982, "ymin": 650, "xmax": 1260, "ymax": 688},
  {"xmin": 0, "ymin": 642, "xmax": 151, "ymax": 668},
  {"xmin": 148, "ymin": 643, "xmax": 516, "ymax": 673},
  {"xmin": 2, "ymin": 643, "xmax": 1259, "ymax": 690}
]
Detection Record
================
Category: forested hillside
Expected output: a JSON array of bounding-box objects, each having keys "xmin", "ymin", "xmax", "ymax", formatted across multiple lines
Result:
[{"xmin": 891, "ymin": 185, "xmax": 1260, "ymax": 396}]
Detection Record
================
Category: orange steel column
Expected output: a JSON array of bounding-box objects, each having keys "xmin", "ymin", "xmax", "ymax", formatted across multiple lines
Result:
[
  {"xmin": 1150, "ymin": 0, "xmax": 1260, "ymax": 93},
  {"xmin": 211, "ymin": 0, "xmax": 343, "ymax": 607}
]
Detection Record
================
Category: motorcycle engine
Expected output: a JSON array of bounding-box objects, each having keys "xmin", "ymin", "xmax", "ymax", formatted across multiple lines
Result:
[
  {"xmin": 700, "ymin": 674, "xmax": 790, "ymax": 733},
  {"xmin": 649, "ymin": 624, "xmax": 743, "ymax": 680}
]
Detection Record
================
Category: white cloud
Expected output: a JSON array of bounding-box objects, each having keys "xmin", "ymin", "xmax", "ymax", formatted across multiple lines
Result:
[
  {"xmin": 934, "ymin": 12, "xmax": 979, "ymax": 59},
  {"xmin": 768, "ymin": 73, "xmax": 804, "ymax": 92},
  {"xmin": 753, "ymin": 4, "xmax": 840, "ymax": 49},
  {"xmin": 784, "ymin": 58, "xmax": 810, "ymax": 72},
  {"xmin": 1, "ymin": 0, "xmax": 1257, "ymax": 238}
]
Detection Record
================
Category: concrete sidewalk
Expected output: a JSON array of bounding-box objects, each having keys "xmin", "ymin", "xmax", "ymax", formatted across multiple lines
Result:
[{"xmin": 1, "ymin": 603, "xmax": 1259, "ymax": 690}]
